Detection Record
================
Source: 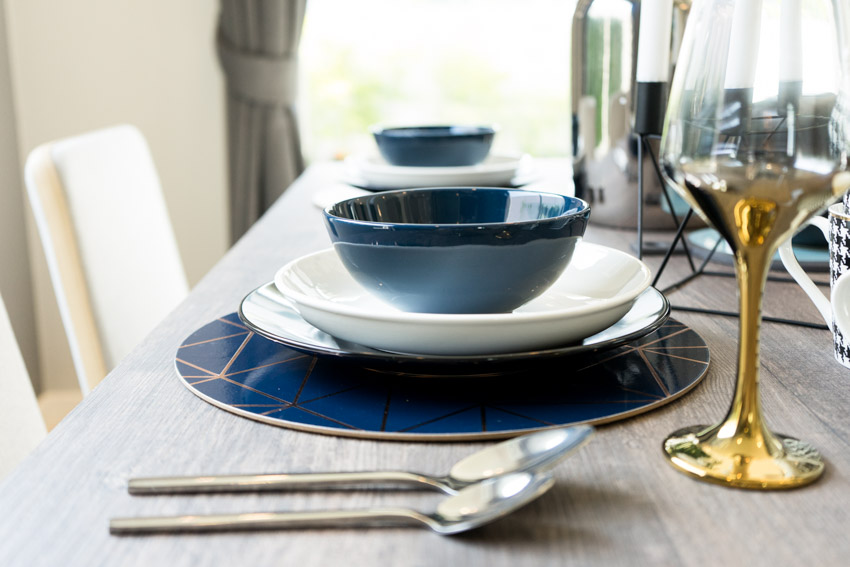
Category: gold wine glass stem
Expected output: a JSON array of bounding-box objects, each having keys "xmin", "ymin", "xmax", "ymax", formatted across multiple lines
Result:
[
  {"xmin": 719, "ymin": 246, "xmax": 781, "ymax": 452},
  {"xmin": 664, "ymin": 236, "xmax": 824, "ymax": 489}
]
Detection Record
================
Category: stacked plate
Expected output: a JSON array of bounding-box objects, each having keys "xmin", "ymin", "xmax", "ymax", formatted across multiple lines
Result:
[
  {"xmin": 343, "ymin": 154, "xmax": 533, "ymax": 190},
  {"xmin": 239, "ymin": 242, "xmax": 669, "ymax": 374}
]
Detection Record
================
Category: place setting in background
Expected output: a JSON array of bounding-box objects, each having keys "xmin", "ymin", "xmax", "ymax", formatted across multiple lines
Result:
[
  {"xmin": 347, "ymin": 125, "xmax": 533, "ymax": 189},
  {"xmin": 313, "ymin": 124, "xmax": 538, "ymax": 209}
]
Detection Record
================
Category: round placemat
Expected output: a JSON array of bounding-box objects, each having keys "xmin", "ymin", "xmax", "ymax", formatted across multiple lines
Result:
[{"xmin": 176, "ymin": 313, "xmax": 709, "ymax": 441}]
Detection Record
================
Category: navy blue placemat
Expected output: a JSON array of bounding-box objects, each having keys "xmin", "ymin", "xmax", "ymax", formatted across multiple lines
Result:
[{"xmin": 176, "ymin": 314, "xmax": 709, "ymax": 441}]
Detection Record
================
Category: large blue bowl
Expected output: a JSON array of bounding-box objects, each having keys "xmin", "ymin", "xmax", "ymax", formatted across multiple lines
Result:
[
  {"xmin": 323, "ymin": 187, "xmax": 591, "ymax": 314},
  {"xmin": 372, "ymin": 126, "xmax": 495, "ymax": 167}
]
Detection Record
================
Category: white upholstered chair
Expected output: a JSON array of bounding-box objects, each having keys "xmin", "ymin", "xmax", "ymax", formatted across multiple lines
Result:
[
  {"xmin": 25, "ymin": 125, "xmax": 189, "ymax": 395},
  {"xmin": 0, "ymin": 293, "xmax": 47, "ymax": 479}
]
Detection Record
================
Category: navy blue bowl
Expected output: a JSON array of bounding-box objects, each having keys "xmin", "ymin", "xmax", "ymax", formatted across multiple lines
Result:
[
  {"xmin": 372, "ymin": 126, "xmax": 496, "ymax": 167},
  {"xmin": 323, "ymin": 187, "xmax": 591, "ymax": 314}
]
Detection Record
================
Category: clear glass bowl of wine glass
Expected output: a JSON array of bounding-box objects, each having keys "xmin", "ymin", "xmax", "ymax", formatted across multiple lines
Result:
[{"xmin": 660, "ymin": 0, "xmax": 850, "ymax": 489}]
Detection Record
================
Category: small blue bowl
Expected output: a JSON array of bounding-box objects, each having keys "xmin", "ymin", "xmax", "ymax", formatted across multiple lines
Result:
[
  {"xmin": 323, "ymin": 187, "xmax": 591, "ymax": 314},
  {"xmin": 372, "ymin": 125, "xmax": 496, "ymax": 167}
]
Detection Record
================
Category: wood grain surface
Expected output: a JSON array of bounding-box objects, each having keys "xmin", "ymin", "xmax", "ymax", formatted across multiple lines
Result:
[{"xmin": 0, "ymin": 161, "xmax": 846, "ymax": 566}]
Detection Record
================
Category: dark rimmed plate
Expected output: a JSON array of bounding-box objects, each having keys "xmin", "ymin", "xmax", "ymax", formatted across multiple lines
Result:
[{"xmin": 237, "ymin": 282, "xmax": 670, "ymax": 375}]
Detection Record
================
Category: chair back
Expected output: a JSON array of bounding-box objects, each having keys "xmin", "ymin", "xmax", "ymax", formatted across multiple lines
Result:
[
  {"xmin": 25, "ymin": 125, "xmax": 189, "ymax": 394},
  {"xmin": 0, "ymin": 293, "xmax": 47, "ymax": 479}
]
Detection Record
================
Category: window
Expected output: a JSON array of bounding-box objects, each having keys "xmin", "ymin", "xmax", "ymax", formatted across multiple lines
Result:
[{"xmin": 298, "ymin": 0, "xmax": 572, "ymax": 162}]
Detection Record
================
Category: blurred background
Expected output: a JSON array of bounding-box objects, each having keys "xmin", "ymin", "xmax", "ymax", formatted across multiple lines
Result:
[{"xmin": 0, "ymin": 0, "xmax": 570, "ymax": 424}]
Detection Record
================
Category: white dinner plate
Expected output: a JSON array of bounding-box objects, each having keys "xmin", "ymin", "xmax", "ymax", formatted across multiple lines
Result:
[
  {"xmin": 274, "ymin": 243, "xmax": 652, "ymax": 356},
  {"xmin": 239, "ymin": 283, "xmax": 669, "ymax": 374},
  {"xmin": 343, "ymin": 153, "xmax": 530, "ymax": 189}
]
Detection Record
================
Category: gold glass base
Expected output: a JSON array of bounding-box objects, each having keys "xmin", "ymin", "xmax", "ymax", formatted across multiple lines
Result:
[{"xmin": 663, "ymin": 424, "xmax": 825, "ymax": 489}]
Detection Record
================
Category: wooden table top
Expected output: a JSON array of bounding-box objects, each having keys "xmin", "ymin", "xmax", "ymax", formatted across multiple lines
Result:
[{"xmin": 1, "ymin": 161, "xmax": 847, "ymax": 566}]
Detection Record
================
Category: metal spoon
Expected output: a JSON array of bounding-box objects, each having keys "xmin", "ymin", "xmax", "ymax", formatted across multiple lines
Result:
[
  {"xmin": 110, "ymin": 471, "xmax": 554, "ymax": 535},
  {"xmin": 128, "ymin": 425, "xmax": 593, "ymax": 496}
]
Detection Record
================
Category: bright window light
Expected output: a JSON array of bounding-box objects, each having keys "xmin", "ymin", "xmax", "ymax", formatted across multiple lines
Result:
[{"xmin": 298, "ymin": 0, "xmax": 572, "ymax": 162}]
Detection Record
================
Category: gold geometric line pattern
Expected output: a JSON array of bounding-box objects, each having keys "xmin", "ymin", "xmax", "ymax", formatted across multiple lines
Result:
[
  {"xmin": 397, "ymin": 404, "xmax": 481, "ymax": 432},
  {"xmin": 217, "ymin": 317, "xmax": 248, "ymax": 330},
  {"xmin": 219, "ymin": 333, "xmax": 253, "ymax": 376},
  {"xmin": 644, "ymin": 345, "xmax": 710, "ymax": 349},
  {"xmin": 179, "ymin": 331, "xmax": 250, "ymax": 349},
  {"xmin": 619, "ymin": 386, "xmax": 666, "ymax": 400},
  {"xmin": 391, "ymin": 357, "xmax": 679, "ymax": 432},
  {"xmin": 293, "ymin": 356, "xmax": 318, "ymax": 405},
  {"xmin": 298, "ymin": 385, "xmax": 364, "ymax": 406},
  {"xmin": 482, "ymin": 407, "xmax": 542, "ymax": 430},
  {"xmin": 182, "ymin": 353, "xmax": 309, "ymax": 388},
  {"xmin": 226, "ymin": 354, "xmax": 310, "ymax": 376},
  {"xmin": 266, "ymin": 402, "xmax": 363, "ymax": 431},
  {"xmin": 637, "ymin": 327, "xmax": 691, "ymax": 348},
  {"xmin": 232, "ymin": 404, "xmax": 292, "ymax": 408},
  {"xmin": 188, "ymin": 367, "xmax": 370, "ymax": 427},
  {"xmin": 229, "ymin": 403, "xmax": 293, "ymax": 416},
  {"xmin": 637, "ymin": 349, "xmax": 671, "ymax": 397},
  {"xmin": 380, "ymin": 384, "xmax": 393, "ymax": 432},
  {"xmin": 178, "ymin": 323, "xmax": 367, "ymax": 431},
  {"xmin": 183, "ymin": 345, "xmax": 366, "ymax": 431},
  {"xmin": 176, "ymin": 358, "xmax": 219, "ymax": 376},
  {"xmin": 484, "ymin": 407, "xmax": 557, "ymax": 427},
  {"xmin": 259, "ymin": 406, "xmax": 292, "ymax": 416},
  {"xmin": 574, "ymin": 345, "xmax": 638, "ymax": 373},
  {"xmin": 642, "ymin": 349, "xmax": 711, "ymax": 364},
  {"xmin": 216, "ymin": 375, "xmax": 292, "ymax": 405},
  {"xmin": 185, "ymin": 376, "xmax": 221, "ymax": 386}
]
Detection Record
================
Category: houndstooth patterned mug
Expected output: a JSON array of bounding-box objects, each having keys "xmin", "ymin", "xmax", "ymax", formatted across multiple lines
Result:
[{"xmin": 780, "ymin": 202, "xmax": 850, "ymax": 369}]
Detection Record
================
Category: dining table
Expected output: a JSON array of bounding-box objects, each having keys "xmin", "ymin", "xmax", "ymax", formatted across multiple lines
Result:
[{"xmin": 1, "ymin": 158, "xmax": 849, "ymax": 566}]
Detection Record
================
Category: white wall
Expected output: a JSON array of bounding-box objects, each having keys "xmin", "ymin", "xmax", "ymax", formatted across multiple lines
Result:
[
  {"xmin": 3, "ymin": 0, "xmax": 229, "ymax": 391},
  {"xmin": 0, "ymin": 1, "xmax": 37, "ymax": 385}
]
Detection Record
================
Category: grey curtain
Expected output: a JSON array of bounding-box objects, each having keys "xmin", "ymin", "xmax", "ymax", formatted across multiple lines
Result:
[{"xmin": 218, "ymin": 0, "xmax": 307, "ymax": 242}]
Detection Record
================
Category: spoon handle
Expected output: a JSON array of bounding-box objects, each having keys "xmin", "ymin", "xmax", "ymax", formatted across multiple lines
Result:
[
  {"xmin": 110, "ymin": 507, "xmax": 428, "ymax": 535},
  {"xmin": 128, "ymin": 471, "xmax": 451, "ymax": 495}
]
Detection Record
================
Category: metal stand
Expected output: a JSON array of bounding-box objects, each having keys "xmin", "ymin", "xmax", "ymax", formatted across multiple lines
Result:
[{"xmin": 635, "ymin": 132, "xmax": 828, "ymax": 330}]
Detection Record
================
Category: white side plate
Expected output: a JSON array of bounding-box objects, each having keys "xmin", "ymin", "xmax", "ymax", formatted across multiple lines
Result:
[{"xmin": 344, "ymin": 153, "xmax": 529, "ymax": 189}]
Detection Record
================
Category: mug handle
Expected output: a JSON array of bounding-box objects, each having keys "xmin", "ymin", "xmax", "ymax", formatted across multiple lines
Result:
[{"xmin": 778, "ymin": 216, "xmax": 832, "ymax": 327}]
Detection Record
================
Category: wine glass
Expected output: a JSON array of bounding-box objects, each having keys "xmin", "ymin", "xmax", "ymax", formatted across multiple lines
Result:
[{"xmin": 660, "ymin": 0, "xmax": 850, "ymax": 489}]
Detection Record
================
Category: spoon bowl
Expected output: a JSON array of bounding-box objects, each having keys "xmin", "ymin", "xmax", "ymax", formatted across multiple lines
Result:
[
  {"xmin": 448, "ymin": 425, "xmax": 593, "ymax": 486},
  {"xmin": 430, "ymin": 471, "xmax": 555, "ymax": 534}
]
